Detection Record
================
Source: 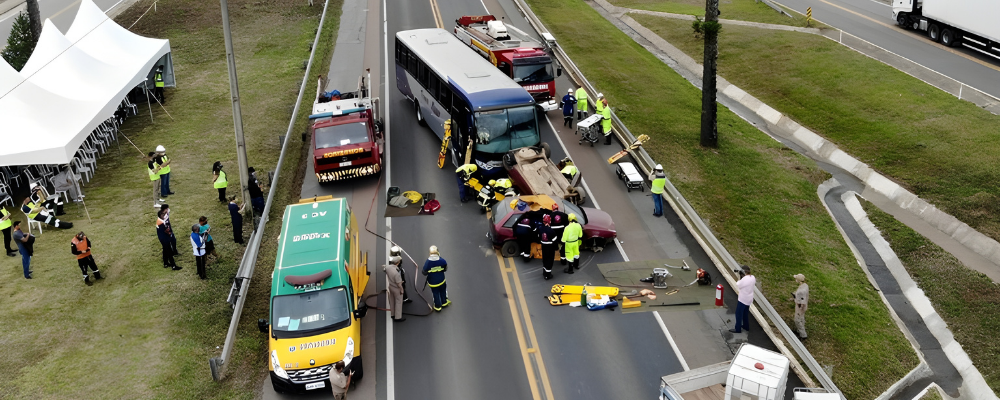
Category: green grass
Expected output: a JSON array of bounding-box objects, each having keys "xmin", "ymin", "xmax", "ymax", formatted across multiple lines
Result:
[
  {"xmin": 634, "ymin": 15, "xmax": 1000, "ymax": 248},
  {"xmin": 527, "ymin": 0, "xmax": 917, "ymax": 397},
  {"xmin": 864, "ymin": 203, "xmax": 1000, "ymax": 393},
  {"xmin": 607, "ymin": 0, "xmax": 810, "ymax": 26},
  {"xmin": 0, "ymin": 0, "xmax": 341, "ymax": 398},
  {"xmin": 920, "ymin": 387, "xmax": 944, "ymax": 400}
]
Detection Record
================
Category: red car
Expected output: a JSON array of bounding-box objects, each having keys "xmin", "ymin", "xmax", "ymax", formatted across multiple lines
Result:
[{"xmin": 489, "ymin": 195, "xmax": 616, "ymax": 256}]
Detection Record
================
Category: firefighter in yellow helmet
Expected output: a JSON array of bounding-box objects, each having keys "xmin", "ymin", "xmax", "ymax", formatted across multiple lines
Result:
[
  {"xmin": 455, "ymin": 164, "xmax": 478, "ymax": 202},
  {"xmin": 561, "ymin": 213, "xmax": 583, "ymax": 273}
]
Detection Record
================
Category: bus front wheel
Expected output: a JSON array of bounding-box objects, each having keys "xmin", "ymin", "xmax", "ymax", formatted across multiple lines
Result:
[{"xmin": 415, "ymin": 101, "xmax": 427, "ymax": 127}]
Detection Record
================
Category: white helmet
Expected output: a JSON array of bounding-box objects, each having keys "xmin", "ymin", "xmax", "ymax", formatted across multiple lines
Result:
[
  {"xmin": 155, "ymin": 145, "xmax": 166, "ymax": 153},
  {"xmin": 390, "ymin": 245, "xmax": 401, "ymax": 256},
  {"xmin": 655, "ymin": 164, "xmax": 663, "ymax": 171},
  {"xmin": 567, "ymin": 88, "xmax": 573, "ymax": 93},
  {"xmin": 429, "ymin": 245, "xmax": 439, "ymax": 255},
  {"xmin": 597, "ymin": 92, "xmax": 604, "ymax": 98}
]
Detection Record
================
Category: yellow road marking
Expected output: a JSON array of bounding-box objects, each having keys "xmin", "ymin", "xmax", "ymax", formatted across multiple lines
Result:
[
  {"xmin": 428, "ymin": 0, "xmax": 444, "ymax": 29},
  {"xmin": 814, "ymin": 0, "xmax": 1000, "ymax": 73},
  {"xmin": 495, "ymin": 253, "xmax": 542, "ymax": 399},
  {"xmin": 505, "ymin": 256, "xmax": 556, "ymax": 400}
]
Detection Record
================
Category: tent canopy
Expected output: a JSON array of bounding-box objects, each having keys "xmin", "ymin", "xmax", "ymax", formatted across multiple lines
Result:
[{"xmin": 0, "ymin": 0, "xmax": 172, "ymax": 167}]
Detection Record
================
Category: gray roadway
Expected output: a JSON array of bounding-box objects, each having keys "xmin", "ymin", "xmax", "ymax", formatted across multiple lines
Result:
[
  {"xmin": 773, "ymin": 0, "xmax": 1000, "ymax": 98},
  {"xmin": 0, "ymin": 0, "xmax": 123, "ymax": 50}
]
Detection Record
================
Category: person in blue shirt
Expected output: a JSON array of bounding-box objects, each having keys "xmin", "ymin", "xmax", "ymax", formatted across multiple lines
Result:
[
  {"xmin": 421, "ymin": 245, "xmax": 450, "ymax": 311},
  {"xmin": 198, "ymin": 216, "xmax": 217, "ymax": 258},
  {"xmin": 561, "ymin": 88, "xmax": 577, "ymax": 128},
  {"xmin": 190, "ymin": 224, "xmax": 207, "ymax": 279}
]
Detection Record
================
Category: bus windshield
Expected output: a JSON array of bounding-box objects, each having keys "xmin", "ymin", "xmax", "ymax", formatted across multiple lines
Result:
[
  {"xmin": 513, "ymin": 63, "xmax": 554, "ymax": 84},
  {"xmin": 474, "ymin": 106, "xmax": 539, "ymax": 154},
  {"xmin": 271, "ymin": 287, "xmax": 352, "ymax": 338}
]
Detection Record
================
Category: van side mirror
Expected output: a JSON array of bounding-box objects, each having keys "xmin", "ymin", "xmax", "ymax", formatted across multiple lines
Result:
[
  {"xmin": 257, "ymin": 318, "xmax": 269, "ymax": 333},
  {"xmin": 557, "ymin": 67, "xmax": 563, "ymax": 77},
  {"xmin": 354, "ymin": 301, "xmax": 369, "ymax": 319}
]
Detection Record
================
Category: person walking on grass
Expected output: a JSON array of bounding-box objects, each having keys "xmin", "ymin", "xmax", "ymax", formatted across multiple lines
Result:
[
  {"xmin": 228, "ymin": 196, "xmax": 246, "ymax": 244},
  {"xmin": 212, "ymin": 161, "xmax": 228, "ymax": 204},
  {"xmin": 160, "ymin": 204, "xmax": 178, "ymax": 256},
  {"xmin": 148, "ymin": 152, "xmax": 163, "ymax": 207},
  {"xmin": 199, "ymin": 216, "xmax": 218, "ymax": 259},
  {"xmin": 12, "ymin": 221, "xmax": 33, "ymax": 279},
  {"xmin": 1, "ymin": 206, "xmax": 16, "ymax": 257},
  {"xmin": 154, "ymin": 145, "xmax": 173, "ymax": 197},
  {"xmin": 422, "ymin": 245, "xmax": 450, "ymax": 311},
  {"xmin": 792, "ymin": 274, "xmax": 809, "ymax": 339},
  {"xmin": 156, "ymin": 208, "xmax": 181, "ymax": 271},
  {"xmin": 248, "ymin": 167, "xmax": 266, "ymax": 218},
  {"xmin": 70, "ymin": 231, "xmax": 103, "ymax": 285},
  {"xmin": 730, "ymin": 265, "xmax": 755, "ymax": 334},
  {"xmin": 191, "ymin": 224, "xmax": 207, "ymax": 279}
]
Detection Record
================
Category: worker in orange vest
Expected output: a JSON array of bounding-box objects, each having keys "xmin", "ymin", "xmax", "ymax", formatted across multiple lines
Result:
[{"xmin": 71, "ymin": 231, "xmax": 103, "ymax": 285}]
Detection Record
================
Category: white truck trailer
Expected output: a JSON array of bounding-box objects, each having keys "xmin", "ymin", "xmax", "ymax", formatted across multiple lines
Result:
[{"xmin": 893, "ymin": 0, "xmax": 1000, "ymax": 61}]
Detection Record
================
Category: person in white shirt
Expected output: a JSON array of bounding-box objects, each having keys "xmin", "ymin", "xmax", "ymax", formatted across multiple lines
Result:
[
  {"xmin": 329, "ymin": 361, "xmax": 352, "ymax": 399},
  {"xmin": 190, "ymin": 224, "xmax": 207, "ymax": 280},
  {"xmin": 730, "ymin": 265, "xmax": 756, "ymax": 334}
]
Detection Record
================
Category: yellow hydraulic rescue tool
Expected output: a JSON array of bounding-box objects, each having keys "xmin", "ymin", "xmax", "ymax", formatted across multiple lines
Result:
[
  {"xmin": 607, "ymin": 134, "xmax": 650, "ymax": 164},
  {"xmin": 438, "ymin": 119, "xmax": 452, "ymax": 168}
]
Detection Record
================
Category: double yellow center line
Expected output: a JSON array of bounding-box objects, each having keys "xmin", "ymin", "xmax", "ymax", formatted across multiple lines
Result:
[
  {"xmin": 495, "ymin": 254, "xmax": 555, "ymax": 400},
  {"xmin": 428, "ymin": 0, "xmax": 444, "ymax": 29}
]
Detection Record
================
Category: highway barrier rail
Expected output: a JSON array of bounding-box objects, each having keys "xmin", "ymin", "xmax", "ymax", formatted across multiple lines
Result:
[
  {"xmin": 510, "ymin": 0, "xmax": 844, "ymax": 396},
  {"xmin": 209, "ymin": 0, "xmax": 333, "ymax": 381}
]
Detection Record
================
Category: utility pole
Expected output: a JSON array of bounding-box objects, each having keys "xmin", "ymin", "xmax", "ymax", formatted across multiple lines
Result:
[
  {"xmin": 219, "ymin": 0, "xmax": 251, "ymax": 218},
  {"xmin": 26, "ymin": 0, "xmax": 40, "ymax": 40},
  {"xmin": 700, "ymin": 0, "xmax": 721, "ymax": 147}
]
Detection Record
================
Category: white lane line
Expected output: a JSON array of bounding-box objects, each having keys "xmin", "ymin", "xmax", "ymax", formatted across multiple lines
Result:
[
  {"xmin": 382, "ymin": 0, "xmax": 394, "ymax": 397},
  {"xmin": 654, "ymin": 311, "xmax": 690, "ymax": 371},
  {"xmin": 543, "ymin": 114, "xmax": 687, "ymax": 369}
]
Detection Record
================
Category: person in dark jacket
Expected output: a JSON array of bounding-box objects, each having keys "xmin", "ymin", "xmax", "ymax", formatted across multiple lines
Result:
[
  {"xmin": 538, "ymin": 215, "xmax": 557, "ymax": 280},
  {"xmin": 561, "ymin": 88, "xmax": 577, "ymax": 128},
  {"xmin": 513, "ymin": 217, "xmax": 535, "ymax": 262},
  {"xmin": 70, "ymin": 231, "xmax": 103, "ymax": 285},
  {"xmin": 156, "ymin": 208, "xmax": 181, "ymax": 270},
  {"xmin": 549, "ymin": 207, "xmax": 569, "ymax": 265},
  {"xmin": 422, "ymin": 245, "xmax": 450, "ymax": 311},
  {"xmin": 247, "ymin": 167, "xmax": 266, "ymax": 218},
  {"xmin": 228, "ymin": 196, "xmax": 246, "ymax": 244}
]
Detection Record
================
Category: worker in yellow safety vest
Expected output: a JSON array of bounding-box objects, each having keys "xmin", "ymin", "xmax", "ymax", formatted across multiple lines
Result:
[
  {"xmin": 148, "ymin": 152, "xmax": 162, "ymax": 207},
  {"xmin": 561, "ymin": 213, "xmax": 583, "ymax": 274},
  {"xmin": 560, "ymin": 158, "xmax": 578, "ymax": 182},
  {"xmin": 154, "ymin": 145, "xmax": 173, "ymax": 197},
  {"xmin": 455, "ymin": 164, "xmax": 478, "ymax": 202},
  {"xmin": 574, "ymin": 87, "xmax": 589, "ymax": 120},
  {"xmin": 154, "ymin": 66, "xmax": 165, "ymax": 104},
  {"xmin": 21, "ymin": 187, "xmax": 72, "ymax": 229},
  {"xmin": 650, "ymin": 164, "xmax": 666, "ymax": 217},
  {"xmin": 595, "ymin": 93, "xmax": 605, "ymax": 115},
  {"xmin": 601, "ymin": 98, "xmax": 613, "ymax": 145},
  {"xmin": 1, "ymin": 206, "xmax": 15, "ymax": 256},
  {"xmin": 212, "ymin": 161, "xmax": 228, "ymax": 203}
]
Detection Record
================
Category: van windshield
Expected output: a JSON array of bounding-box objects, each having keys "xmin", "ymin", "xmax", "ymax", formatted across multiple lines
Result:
[
  {"xmin": 271, "ymin": 287, "xmax": 352, "ymax": 338},
  {"xmin": 474, "ymin": 106, "xmax": 539, "ymax": 154}
]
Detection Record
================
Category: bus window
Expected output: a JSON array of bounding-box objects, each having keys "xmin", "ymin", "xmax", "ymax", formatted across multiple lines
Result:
[
  {"xmin": 438, "ymin": 80, "xmax": 451, "ymax": 108},
  {"xmin": 407, "ymin": 53, "xmax": 417, "ymax": 76},
  {"xmin": 428, "ymin": 75, "xmax": 439, "ymax": 99},
  {"xmin": 418, "ymin": 62, "xmax": 430, "ymax": 88}
]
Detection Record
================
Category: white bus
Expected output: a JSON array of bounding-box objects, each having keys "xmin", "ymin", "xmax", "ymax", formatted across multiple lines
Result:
[{"xmin": 395, "ymin": 28, "xmax": 541, "ymax": 177}]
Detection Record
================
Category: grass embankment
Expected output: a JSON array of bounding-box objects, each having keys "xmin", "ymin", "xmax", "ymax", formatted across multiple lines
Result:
[
  {"xmin": 0, "ymin": 0, "xmax": 341, "ymax": 398},
  {"xmin": 633, "ymin": 15, "xmax": 1000, "ymax": 249},
  {"xmin": 526, "ymin": 0, "xmax": 917, "ymax": 397},
  {"xmin": 864, "ymin": 203, "xmax": 1000, "ymax": 393},
  {"xmin": 607, "ymin": 0, "xmax": 808, "ymax": 26}
]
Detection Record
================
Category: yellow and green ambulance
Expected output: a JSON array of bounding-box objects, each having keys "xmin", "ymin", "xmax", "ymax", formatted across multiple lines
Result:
[{"xmin": 258, "ymin": 196, "xmax": 370, "ymax": 393}]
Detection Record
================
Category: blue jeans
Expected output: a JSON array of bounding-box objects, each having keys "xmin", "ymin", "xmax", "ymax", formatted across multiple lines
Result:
[
  {"xmin": 734, "ymin": 301, "xmax": 750, "ymax": 332},
  {"xmin": 251, "ymin": 197, "xmax": 265, "ymax": 217},
  {"xmin": 160, "ymin": 173, "xmax": 171, "ymax": 194},
  {"xmin": 456, "ymin": 173, "xmax": 467, "ymax": 201},
  {"xmin": 20, "ymin": 251, "xmax": 30, "ymax": 278},
  {"xmin": 431, "ymin": 283, "xmax": 448, "ymax": 308},
  {"xmin": 652, "ymin": 192, "xmax": 663, "ymax": 216}
]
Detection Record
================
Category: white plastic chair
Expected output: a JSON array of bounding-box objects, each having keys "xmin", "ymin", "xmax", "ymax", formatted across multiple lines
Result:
[
  {"xmin": 73, "ymin": 158, "xmax": 92, "ymax": 183},
  {"xmin": 22, "ymin": 209, "xmax": 42, "ymax": 235}
]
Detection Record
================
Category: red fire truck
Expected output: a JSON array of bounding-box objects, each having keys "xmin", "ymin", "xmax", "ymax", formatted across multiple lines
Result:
[
  {"xmin": 454, "ymin": 15, "xmax": 560, "ymax": 110},
  {"xmin": 309, "ymin": 71, "xmax": 383, "ymax": 183}
]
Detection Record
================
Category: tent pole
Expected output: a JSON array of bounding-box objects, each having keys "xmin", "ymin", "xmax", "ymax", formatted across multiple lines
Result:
[{"xmin": 145, "ymin": 83, "xmax": 154, "ymax": 122}]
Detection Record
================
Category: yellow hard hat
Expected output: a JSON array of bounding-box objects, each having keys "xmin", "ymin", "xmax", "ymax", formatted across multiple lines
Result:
[
  {"xmin": 489, "ymin": 179, "xmax": 496, "ymax": 186},
  {"xmin": 568, "ymin": 213, "xmax": 577, "ymax": 222}
]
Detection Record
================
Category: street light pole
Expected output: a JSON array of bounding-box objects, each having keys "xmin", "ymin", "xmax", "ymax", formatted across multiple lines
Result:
[{"xmin": 220, "ymin": 0, "xmax": 251, "ymax": 217}]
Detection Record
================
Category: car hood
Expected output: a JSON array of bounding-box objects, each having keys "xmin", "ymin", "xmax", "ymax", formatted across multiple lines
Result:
[{"xmin": 583, "ymin": 207, "xmax": 615, "ymax": 233}]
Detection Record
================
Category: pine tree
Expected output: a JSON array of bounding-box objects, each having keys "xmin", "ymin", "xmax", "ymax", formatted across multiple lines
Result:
[{"xmin": 2, "ymin": 12, "xmax": 36, "ymax": 71}]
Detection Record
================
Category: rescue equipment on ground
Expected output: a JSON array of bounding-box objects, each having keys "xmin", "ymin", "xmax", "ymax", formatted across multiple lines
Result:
[
  {"xmin": 607, "ymin": 134, "xmax": 650, "ymax": 164},
  {"xmin": 615, "ymin": 162, "xmax": 645, "ymax": 192},
  {"xmin": 577, "ymin": 114, "xmax": 603, "ymax": 146}
]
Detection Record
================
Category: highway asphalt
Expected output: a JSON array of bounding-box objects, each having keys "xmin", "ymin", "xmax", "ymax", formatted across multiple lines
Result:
[
  {"xmin": 0, "ymin": 0, "xmax": 122, "ymax": 52},
  {"xmin": 774, "ymin": 0, "xmax": 1000, "ymax": 98}
]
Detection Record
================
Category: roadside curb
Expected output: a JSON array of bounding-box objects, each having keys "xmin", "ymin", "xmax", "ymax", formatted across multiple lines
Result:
[
  {"xmin": 617, "ymin": 10, "xmax": 1000, "ymax": 284},
  {"xmin": 834, "ymin": 182, "xmax": 997, "ymax": 400},
  {"xmin": 627, "ymin": 8, "xmax": 822, "ymax": 34}
]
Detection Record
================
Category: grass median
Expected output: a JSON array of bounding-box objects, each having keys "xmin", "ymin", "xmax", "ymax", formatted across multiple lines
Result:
[
  {"xmin": 864, "ymin": 202, "xmax": 1000, "ymax": 393},
  {"xmin": 526, "ymin": 0, "xmax": 917, "ymax": 396},
  {"xmin": 633, "ymin": 14, "xmax": 1000, "ymax": 251},
  {"xmin": 607, "ymin": 0, "xmax": 808, "ymax": 26},
  {"xmin": 0, "ymin": 0, "xmax": 341, "ymax": 398}
]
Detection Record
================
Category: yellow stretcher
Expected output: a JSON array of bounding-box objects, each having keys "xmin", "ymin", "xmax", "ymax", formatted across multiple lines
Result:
[{"xmin": 550, "ymin": 284, "xmax": 619, "ymax": 297}]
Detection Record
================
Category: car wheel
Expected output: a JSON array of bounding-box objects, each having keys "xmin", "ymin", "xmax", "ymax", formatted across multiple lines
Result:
[
  {"xmin": 501, "ymin": 241, "xmax": 519, "ymax": 258},
  {"xmin": 350, "ymin": 356, "xmax": 364, "ymax": 382},
  {"xmin": 941, "ymin": 29, "xmax": 958, "ymax": 47},
  {"xmin": 928, "ymin": 24, "xmax": 941, "ymax": 42},
  {"xmin": 896, "ymin": 13, "xmax": 908, "ymax": 28},
  {"xmin": 588, "ymin": 237, "xmax": 606, "ymax": 253},
  {"xmin": 540, "ymin": 142, "xmax": 551, "ymax": 159},
  {"xmin": 415, "ymin": 101, "xmax": 427, "ymax": 127},
  {"xmin": 503, "ymin": 151, "xmax": 517, "ymax": 168},
  {"xmin": 271, "ymin": 380, "xmax": 285, "ymax": 394}
]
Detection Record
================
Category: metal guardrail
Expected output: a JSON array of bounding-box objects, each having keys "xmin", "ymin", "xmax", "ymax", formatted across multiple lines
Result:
[
  {"xmin": 209, "ymin": 0, "xmax": 333, "ymax": 381},
  {"xmin": 510, "ymin": 0, "xmax": 843, "ymax": 396}
]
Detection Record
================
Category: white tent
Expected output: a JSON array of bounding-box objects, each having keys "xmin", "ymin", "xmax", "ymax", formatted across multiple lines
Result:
[{"xmin": 0, "ymin": 0, "xmax": 171, "ymax": 166}]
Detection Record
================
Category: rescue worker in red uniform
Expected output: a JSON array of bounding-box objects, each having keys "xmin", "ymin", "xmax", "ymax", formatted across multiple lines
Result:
[
  {"xmin": 538, "ymin": 215, "xmax": 557, "ymax": 280},
  {"xmin": 513, "ymin": 217, "xmax": 535, "ymax": 262},
  {"xmin": 549, "ymin": 206, "xmax": 569, "ymax": 265}
]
